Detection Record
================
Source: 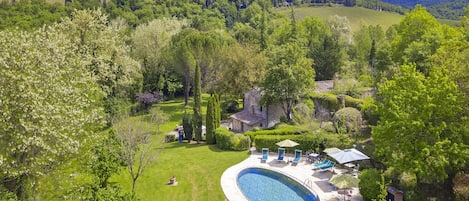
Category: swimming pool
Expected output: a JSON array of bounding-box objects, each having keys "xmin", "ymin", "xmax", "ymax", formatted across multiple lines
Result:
[{"xmin": 237, "ymin": 167, "xmax": 318, "ymax": 201}]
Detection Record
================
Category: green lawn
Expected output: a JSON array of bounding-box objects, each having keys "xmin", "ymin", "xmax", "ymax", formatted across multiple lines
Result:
[
  {"xmin": 110, "ymin": 96, "xmax": 250, "ymax": 200},
  {"xmin": 275, "ymin": 6, "xmax": 404, "ymax": 32}
]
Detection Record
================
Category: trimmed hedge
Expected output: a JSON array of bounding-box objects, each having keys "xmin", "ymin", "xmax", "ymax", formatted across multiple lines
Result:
[
  {"xmin": 253, "ymin": 132, "xmax": 353, "ymax": 153},
  {"xmin": 345, "ymin": 95, "xmax": 363, "ymax": 109},
  {"xmin": 309, "ymin": 92, "xmax": 363, "ymax": 111},
  {"xmin": 244, "ymin": 124, "xmax": 309, "ymax": 141},
  {"xmin": 215, "ymin": 127, "xmax": 250, "ymax": 151},
  {"xmin": 310, "ymin": 92, "xmax": 338, "ymax": 111}
]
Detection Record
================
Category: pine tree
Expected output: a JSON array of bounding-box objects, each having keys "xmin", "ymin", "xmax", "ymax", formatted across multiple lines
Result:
[{"xmin": 193, "ymin": 63, "xmax": 203, "ymax": 143}]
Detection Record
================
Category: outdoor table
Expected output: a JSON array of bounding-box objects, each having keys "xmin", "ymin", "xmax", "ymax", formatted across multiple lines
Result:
[
  {"xmin": 309, "ymin": 153, "xmax": 320, "ymax": 163},
  {"xmin": 344, "ymin": 163, "xmax": 355, "ymax": 168}
]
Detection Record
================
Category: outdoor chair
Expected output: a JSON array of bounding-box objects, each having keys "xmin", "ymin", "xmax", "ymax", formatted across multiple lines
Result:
[
  {"xmin": 319, "ymin": 161, "xmax": 335, "ymax": 172},
  {"xmin": 291, "ymin": 149, "xmax": 302, "ymax": 165},
  {"xmin": 261, "ymin": 148, "xmax": 269, "ymax": 162},
  {"xmin": 312, "ymin": 159, "xmax": 330, "ymax": 169},
  {"xmin": 277, "ymin": 147, "xmax": 285, "ymax": 162}
]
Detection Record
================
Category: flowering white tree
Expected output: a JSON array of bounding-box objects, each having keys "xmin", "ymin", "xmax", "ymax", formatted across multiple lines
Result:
[
  {"xmin": 0, "ymin": 27, "xmax": 104, "ymax": 199},
  {"xmin": 56, "ymin": 9, "xmax": 142, "ymax": 99}
]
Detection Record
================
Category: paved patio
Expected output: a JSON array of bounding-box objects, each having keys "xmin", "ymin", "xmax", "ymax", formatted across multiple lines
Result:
[{"xmin": 221, "ymin": 148, "xmax": 364, "ymax": 201}]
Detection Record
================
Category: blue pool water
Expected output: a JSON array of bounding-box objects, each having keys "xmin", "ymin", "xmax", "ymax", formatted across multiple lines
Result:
[{"xmin": 237, "ymin": 168, "xmax": 318, "ymax": 201}]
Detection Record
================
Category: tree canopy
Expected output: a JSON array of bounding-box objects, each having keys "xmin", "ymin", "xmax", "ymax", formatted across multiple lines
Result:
[
  {"xmin": 0, "ymin": 26, "xmax": 104, "ymax": 199},
  {"xmin": 373, "ymin": 64, "xmax": 469, "ymax": 186},
  {"xmin": 260, "ymin": 42, "xmax": 315, "ymax": 121}
]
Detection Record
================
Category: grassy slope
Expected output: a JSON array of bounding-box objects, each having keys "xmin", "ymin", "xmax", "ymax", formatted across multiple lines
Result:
[
  {"xmin": 275, "ymin": 6, "xmax": 404, "ymax": 32},
  {"xmin": 275, "ymin": 6, "xmax": 458, "ymax": 31},
  {"xmin": 110, "ymin": 96, "xmax": 250, "ymax": 201}
]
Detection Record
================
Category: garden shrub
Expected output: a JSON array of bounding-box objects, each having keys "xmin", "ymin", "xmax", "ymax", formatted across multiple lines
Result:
[
  {"xmin": 221, "ymin": 99, "xmax": 239, "ymax": 113},
  {"xmin": 215, "ymin": 127, "xmax": 250, "ymax": 151},
  {"xmin": 135, "ymin": 92, "xmax": 161, "ymax": 113},
  {"xmin": 361, "ymin": 96, "xmax": 379, "ymax": 126},
  {"xmin": 358, "ymin": 168, "xmax": 383, "ymax": 201},
  {"xmin": 333, "ymin": 107, "xmax": 362, "ymax": 134},
  {"xmin": 164, "ymin": 134, "xmax": 176, "ymax": 142},
  {"xmin": 0, "ymin": 186, "xmax": 17, "ymax": 201}
]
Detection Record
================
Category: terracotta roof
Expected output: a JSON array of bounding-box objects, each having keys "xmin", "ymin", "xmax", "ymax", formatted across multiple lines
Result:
[{"xmin": 230, "ymin": 111, "xmax": 265, "ymax": 126}]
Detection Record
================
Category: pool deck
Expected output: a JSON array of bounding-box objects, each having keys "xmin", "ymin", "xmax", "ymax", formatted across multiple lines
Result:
[{"xmin": 221, "ymin": 148, "xmax": 364, "ymax": 201}]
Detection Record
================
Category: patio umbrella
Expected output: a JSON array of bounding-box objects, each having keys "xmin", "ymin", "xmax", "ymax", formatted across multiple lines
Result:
[
  {"xmin": 323, "ymin": 147, "xmax": 342, "ymax": 154},
  {"xmin": 276, "ymin": 139, "xmax": 299, "ymax": 154},
  {"xmin": 328, "ymin": 148, "xmax": 369, "ymax": 164},
  {"xmin": 276, "ymin": 139, "xmax": 299, "ymax": 147},
  {"xmin": 329, "ymin": 174, "xmax": 359, "ymax": 189}
]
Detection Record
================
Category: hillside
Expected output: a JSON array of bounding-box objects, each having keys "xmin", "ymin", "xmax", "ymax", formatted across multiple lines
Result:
[
  {"xmin": 275, "ymin": 6, "xmax": 404, "ymax": 32},
  {"xmin": 380, "ymin": 0, "xmax": 468, "ymax": 20},
  {"xmin": 379, "ymin": 0, "xmax": 450, "ymax": 7}
]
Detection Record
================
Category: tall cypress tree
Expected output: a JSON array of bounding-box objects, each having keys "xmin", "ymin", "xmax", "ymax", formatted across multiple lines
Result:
[
  {"xmin": 193, "ymin": 63, "xmax": 203, "ymax": 143},
  {"xmin": 205, "ymin": 96, "xmax": 215, "ymax": 144},
  {"xmin": 213, "ymin": 91, "xmax": 221, "ymax": 128}
]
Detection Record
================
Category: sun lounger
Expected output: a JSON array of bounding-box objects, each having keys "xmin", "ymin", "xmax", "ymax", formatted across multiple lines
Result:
[
  {"xmin": 319, "ymin": 161, "xmax": 335, "ymax": 172},
  {"xmin": 261, "ymin": 148, "xmax": 269, "ymax": 162},
  {"xmin": 312, "ymin": 159, "xmax": 330, "ymax": 169},
  {"xmin": 277, "ymin": 148, "xmax": 285, "ymax": 162},
  {"xmin": 291, "ymin": 149, "xmax": 302, "ymax": 165}
]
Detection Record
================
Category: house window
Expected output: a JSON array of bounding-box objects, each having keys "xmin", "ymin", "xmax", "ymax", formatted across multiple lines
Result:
[
  {"xmin": 260, "ymin": 106, "xmax": 263, "ymax": 112},
  {"xmin": 260, "ymin": 123, "xmax": 263, "ymax": 127},
  {"xmin": 251, "ymin": 105, "xmax": 255, "ymax": 114}
]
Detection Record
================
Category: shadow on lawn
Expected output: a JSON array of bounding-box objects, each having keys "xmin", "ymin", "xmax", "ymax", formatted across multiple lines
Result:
[{"xmin": 162, "ymin": 142, "xmax": 250, "ymax": 156}]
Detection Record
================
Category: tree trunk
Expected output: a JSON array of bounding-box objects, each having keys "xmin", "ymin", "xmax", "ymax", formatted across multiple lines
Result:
[{"xmin": 132, "ymin": 177, "xmax": 138, "ymax": 195}]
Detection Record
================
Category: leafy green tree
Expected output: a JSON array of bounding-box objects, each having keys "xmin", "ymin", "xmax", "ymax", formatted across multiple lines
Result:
[
  {"xmin": 166, "ymin": 29, "xmax": 229, "ymax": 105},
  {"xmin": 260, "ymin": 42, "xmax": 315, "ymax": 121},
  {"xmin": 57, "ymin": 9, "xmax": 142, "ymax": 100},
  {"xmin": 350, "ymin": 24, "xmax": 384, "ymax": 77},
  {"xmin": 193, "ymin": 63, "xmax": 203, "ymax": 143},
  {"xmin": 213, "ymin": 44, "xmax": 267, "ymax": 97},
  {"xmin": 88, "ymin": 129, "xmax": 123, "ymax": 188},
  {"xmin": 211, "ymin": 0, "xmax": 238, "ymax": 28},
  {"xmin": 114, "ymin": 118, "xmax": 163, "ymax": 195},
  {"xmin": 327, "ymin": 15, "xmax": 352, "ymax": 47},
  {"xmin": 373, "ymin": 64, "xmax": 469, "ymax": 198},
  {"xmin": 132, "ymin": 18, "xmax": 189, "ymax": 93},
  {"xmin": 462, "ymin": 6, "xmax": 469, "ymax": 41},
  {"xmin": 389, "ymin": 5, "xmax": 455, "ymax": 74},
  {"xmin": 0, "ymin": 27, "xmax": 104, "ymax": 199},
  {"xmin": 298, "ymin": 16, "xmax": 328, "ymax": 56},
  {"xmin": 313, "ymin": 34, "xmax": 342, "ymax": 80}
]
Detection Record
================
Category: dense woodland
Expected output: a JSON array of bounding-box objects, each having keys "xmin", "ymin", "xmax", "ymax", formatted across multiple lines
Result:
[
  {"xmin": 381, "ymin": 0, "xmax": 468, "ymax": 20},
  {"xmin": 1, "ymin": 0, "xmax": 469, "ymax": 200}
]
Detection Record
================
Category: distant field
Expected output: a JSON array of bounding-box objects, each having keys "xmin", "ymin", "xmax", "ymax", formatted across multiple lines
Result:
[
  {"xmin": 275, "ymin": 6, "xmax": 459, "ymax": 32},
  {"xmin": 275, "ymin": 6, "xmax": 404, "ymax": 32}
]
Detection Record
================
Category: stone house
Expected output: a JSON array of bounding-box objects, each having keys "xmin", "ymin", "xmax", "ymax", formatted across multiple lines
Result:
[{"xmin": 229, "ymin": 88, "xmax": 284, "ymax": 133}]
